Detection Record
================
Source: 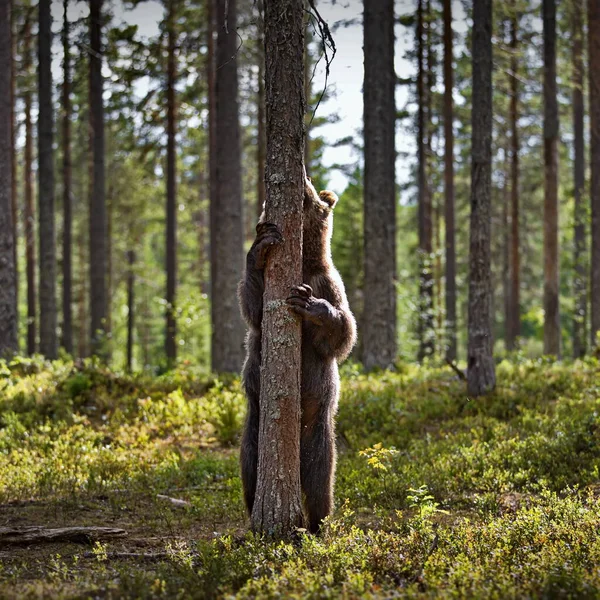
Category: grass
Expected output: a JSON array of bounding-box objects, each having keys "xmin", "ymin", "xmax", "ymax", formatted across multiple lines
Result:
[{"xmin": 1, "ymin": 355, "xmax": 600, "ymax": 598}]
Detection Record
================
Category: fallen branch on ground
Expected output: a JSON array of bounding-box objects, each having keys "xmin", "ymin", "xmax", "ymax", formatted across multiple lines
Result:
[{"xmin": 0, "ymin": 526, "xmax": 127, "ymax": 546}]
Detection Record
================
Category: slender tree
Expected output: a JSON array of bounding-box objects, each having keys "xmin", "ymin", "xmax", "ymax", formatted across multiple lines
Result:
[
  {"xmin": 62, "ymin": 0, "xmax": 73, "ymax": 354},
  {"xmin": 207, "ymin": 0, "xmax": 216, "ymax": 302},
  {"xmin": 126, "ymin": 250, "xmax": 135, "ymax": 371},
  {"xmin": 467, "ymin": 0, "xmax": 495, "ymax": 396},
  {"xmin": 542, "ymin": 0, "xmax": 560, "ymax": 357},
  {"xmin": 573, "ymin": 0, "xmax": 587, "ymax": 358},
  {"xmin": 23, "ymin": 11, "xmax": 36, "ymax": 356},
  {"xmin": 443, "ymin": 0, "xmax": 456, "ymax": 361},
  {"xmin": 250, "ymin": 0, "xmax": 304, "ymax": 537},
  {"xmin": 590, "ymin": 0, "xmax": 600, "ymax": 349},
  {"xmin": 256, "ymin": 0, "xmax": 266, "ymax": 218},
  {"xmin": 10, "ymin": 0, "xmax": 18, "ymax": 328},
  {"xmin": 38, "ymin": 0, "xmax": 58, "ymax": 359},
  {"xmin": 211, "ymin": 0, "xmax": 245, "ymax": 373},
  {"xmin": 165, "ymin": 0, "xmax": 177, "ymax": 364},
  {"xmin": 0, "ymin": 0, "xmax": 18, "ymax": 355},
  {"xmin": 362, "ymin": 0, "xmax": 396, "ymax": 370},
  {"xmin": 89, "ymin": 0, "xmax": 107, "ymax": 355},
  {"xmin": 507, "ymin": 6, "xmax": 521, "ymax": 350}
]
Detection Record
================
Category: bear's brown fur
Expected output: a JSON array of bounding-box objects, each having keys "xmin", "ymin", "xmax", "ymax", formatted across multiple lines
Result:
[{"xmin": 238, "ymin": 178, "xmax": 356, "ymax": 533}]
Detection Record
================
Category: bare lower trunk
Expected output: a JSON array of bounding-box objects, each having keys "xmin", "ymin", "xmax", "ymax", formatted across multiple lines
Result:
[
  {"xmin": 89, "ymin": 0, "xmax": 107, "ymax": 356},
  {"xmin": 62, "ymin": 0, "xmax": 73, "ymax": 354},
  {"xmin": 126, "ymin": 250, "xmax": 135, "ymax": 371},
  {"xmin": 10, "ymin": 0, "xmax": 17, "ymax": 336},
  {"xmin": 211, "ymin": 0, "xmax": 245, "ymax": 373},
  {"xmin": 165, "ymin": 0, "xmax": 177, "ymax": 365},
  {"xmin": 589, "ymin": 0, "xmax": 600, "ymax": 349},
  {"xmin": 0, "ymin": 0, "xmax": 17, "ymax": 356},
  {"xmin": 467, "ymin": 0, "xmax": 495, "ymax": 396},
  {"xmin": 443, "ymin": 0, "xmax": 456, "ymax": 361},
  {"xmin": 542, "ymin": 0, "xmax": 560, "ymax": 357},
  {"xmin": 573, "ymin": 0, "xmax": 586, "ymax": 358},
  {"xmin": 38, "ymin": 0, "xmax": 58, "ymax": 359},
  {"xmin": 362, "ymin": 0, "xmax": 397, "ymax": 370},
  {"xmin": 257, "ymin": 0, "xmax": 266, "ymax": 219},
  {"xmin": 507, "ymin": 9, "xmax": 520, "ymax": 350},
  {"xmin": 250, "ymin": 0, "xmax": 305, "ymax": 536},
  {"xmin": 24, "ymin": 15, "xmax": 36, "ymax": 356}
]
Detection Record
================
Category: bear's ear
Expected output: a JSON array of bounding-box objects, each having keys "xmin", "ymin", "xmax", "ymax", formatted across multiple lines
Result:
[{"xmin": 319, "ymin": 190, "xmax": 338, "ymax": 209}]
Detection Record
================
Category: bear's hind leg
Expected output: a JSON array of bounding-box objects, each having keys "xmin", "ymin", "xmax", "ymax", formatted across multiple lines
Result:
[
  {"xmin": 240, "ymin": 393, "xmax": 259, "ymax": 515},
  {"xmin": 301, "ymin": 416, "xmax": 336, "ymax": 533}
]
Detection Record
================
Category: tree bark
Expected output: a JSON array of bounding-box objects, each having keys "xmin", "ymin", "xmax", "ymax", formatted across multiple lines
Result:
[
  {"xmin": 126, "ymin": 250, "xmax": 135, "ymax": 372},
  {"xmin": 507, "ymin": 7, "xmax": 520, "ymax": 350},
  {"xmin": 589, "ymin": 0, "xmax": 600, "ymax": 349},
  {"xmin": 257, "ymin": 0, "xmax": 266, "ymax": 219},
  {"xmin": 211, "ymin": 0, "xmax": 245, "ymax": 373},
  {"xmin": 362, "ymin": 0, "xmax": 397, "ymax": 370},
  {"xmin": 0, "ymin": 0, "xmax": 18, "ymax": 356},
  {"xmin": 89, "ymin": 0, "xmax": 107, "ymax": 356},
  {"xmin": 250, "ymin": 0, "xmax": 305, "ymax": 536},
  {"xmin": 443, "ymin": 0, "xmax": 456, "ymax": 361},
  {"xmin": 467, "ymin": 0, "xmax": 495, "ymax": 396},
  {"xmin": 62, "ymin": 0, "xmax": 73, "ymax": 355},
  {"xmin": 38, "ymin": 0, "xmax": 58, "ymax": 359},
  {"xmin": 24, "ymin": 13, "xmax": 36, "ymax": 356},
  {"xmin": 542, "ymin": 0, "xmax": 560, "ymax": 357},
  {"xmin": 573, "ymin": 0, "xmax": 586, "ymax": 358},
  {"xmin": 10, "ymin": 0, "xmax": 18, "ymax": 334},
  {"xmin": 165, "ymin": 0, "xmax": 177, "ymax": 365},
  {"xmin": 207, "ymin": 0, "xmax": 216, "ymax": 305}
]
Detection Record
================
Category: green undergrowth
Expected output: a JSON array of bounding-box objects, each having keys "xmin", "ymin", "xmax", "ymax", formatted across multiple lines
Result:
[{"xmin": 1, "ymin": 356, "xmax": 599, "ymax": 598}]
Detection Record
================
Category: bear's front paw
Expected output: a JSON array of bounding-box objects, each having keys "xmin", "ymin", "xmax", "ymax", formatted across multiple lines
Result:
[
  {"xmin": 286, "ymin": 284, "xmax": 331, "ymax": 325},
  {"xmin": 250, "ymin": 222, "xmax": 283, "ymax": 269}
]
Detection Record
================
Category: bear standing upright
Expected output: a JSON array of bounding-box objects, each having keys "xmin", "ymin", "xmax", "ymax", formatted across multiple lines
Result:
[{"xmin": 238, "ymin": 178, "xmax": 357, "ymax": 533}]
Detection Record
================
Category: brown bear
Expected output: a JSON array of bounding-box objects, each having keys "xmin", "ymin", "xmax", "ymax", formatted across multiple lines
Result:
[{"xmin": 238, "ymin": 178, "xmax": 357, "ymax": 533}]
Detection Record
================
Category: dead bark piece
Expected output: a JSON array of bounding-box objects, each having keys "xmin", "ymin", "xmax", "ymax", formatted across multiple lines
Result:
[
  {"xmin": 156, "ymin": 494, "xmax": 191, "ymax": 508},
  {"xmin": 82, "ymin": 551, "xmax": 168, "ymax": 561},
  {"xmin": 0, "ymin": 526, "xmax": 127, "ymax": 546}
]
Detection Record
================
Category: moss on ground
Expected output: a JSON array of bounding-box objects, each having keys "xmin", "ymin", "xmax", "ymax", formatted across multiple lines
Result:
[{"xmin": 1, "ymin": 356, "xmax": 599, "ymax": 598}]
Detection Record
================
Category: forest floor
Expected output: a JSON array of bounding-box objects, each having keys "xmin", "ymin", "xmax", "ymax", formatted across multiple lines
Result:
[{"xmin": 1, "ymin": 356, "xmax": 600, "ymax": 598}]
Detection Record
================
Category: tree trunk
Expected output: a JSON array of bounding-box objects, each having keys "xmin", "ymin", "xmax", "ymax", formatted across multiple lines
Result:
[
  {"xmin": 304, "ymin": 12, "xmax": 311, "ymax": 174},
  {"xmin": 38, "ymin": 0, "xmax": 58, "ymax": 359},
  {"xmin": 0, "ymin": 0, "xmax": 18, "ymax": 356},
  {"xmin": 89, "ymin": 0, "xmax": 107, "ymax": 356},
  {"xmin": 589, "ymin": 0, "xmax": 600, "ymax": 349},
  {"xmin": 250, "ymin": 0, "xmax": 305, "ymax": 536},
  {"xmin": 126, "ymin": 250, "xmax": 135, "ymax": 372},
  {"xmin": 573, "ymin": 0, "xmax": 586, "ymax": 358},
  {"xmin": 10, "ymin": 0, "xmax": 18, "ymax": 334},
  {"xmin": 62, "ymin": 0, "xmax": 73, "ymax": 355},
  {"xmin": 507, "ymin": 8, "xmax": 520, "ymax": 350},
  {"xmin": 362, "ymin": 0, "xmax": 397, "ymax": 370},
  {"xmin": 443, "ymin": 0, "xmax": 456, "ymax": 361},
  {"xmin": 467, "ymin": 0, "xmax": 495, "ymax": 396},
  {"xmin": 24, "ymin": 13, "xmax": 36, "ymax": 356},
  {"xmin": 165, "ymin": 0, "xmax": 177, "ymax": 365},
  {"xmin": 211, "ymin": 0, "xmax": 245, "ymax": 373},
  {"xmin": 207, "ymin": 0, "xmax": 216, "ymax": 305},
  {"xmin": 257, "ymin": 0, "xmax": 266, "ymax": 219},
  {"xmin": 502, "ymin": 157, "xmax": 510, "ymax": 347},
  {"xmin": 542, "ymin": 0, "xmax": 560, "ymax": 357}
]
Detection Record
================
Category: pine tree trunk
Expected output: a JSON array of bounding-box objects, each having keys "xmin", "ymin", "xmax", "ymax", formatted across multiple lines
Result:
[
  {"xmin": 502, "ymin": 157, "xmax": 510, "ymax": 346},
  {"xmin": 257, "ymin": 0, "xmax": 266, "ymax": 219},
  {"xmin": 10, "ymin": 0, "xmax": 18, "ymax": 334},
  {"xmin": 589, "ymin": 0, "xmax": 600, "ymax": 349},
  {"xmin": 62, "ymin": 0, "xmax": 73, "ymax": 355},
  {"xmin": 24, "ymin": 13, "xmax": 36, "ymax": 356},
  {"xmin": 573, "ymin": 0, "xmax": 587, "ymax": 358},
  {"xmin": 507, "ymin": 8, "xmax": 520, "ymax": 350},
  {"xmin": 207, "ymin": 0, "xmax": 216, "ymax": 305},
  {"xmin": 38, "ymin": 0, "xmax": 58, "ymax": 359},
  {"xmin": 126, "ymin": 250, "xmax": 135, "ymax": 372},
  {"xmin": 165, "ymin": 0, "xmax": 177, "ymax": 365},
  {"xmin": 89, "ymin": 0, "xmax": 107, "ymax": 356},
  {"xmin": 0, "ymin": 0, "xmax": 18, "ymax": 356},
  {"xmin": 443, "ymin": 0, "xmax": 456, "ymax": 361},
  {"xmin": 304, "ymin": 12, "xmax": 311, "ymax": 175},
  {"xmin": 467, "ymin": 0, "xmax": 495, "ymax": 396},
  {"xmin": 250, "ymin": 0, "xmax": 304, "ymax": 537},
  {"xmin": 542, "ymin": 0, "xmax": 560, "ymax": 357},
  {"xmin": 211, "ymin": 0, "xmax": 245, "ymax": 373},
  {"xmin": 362, "ymin": 0, "xmax": 397, "ymax": 370}
]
